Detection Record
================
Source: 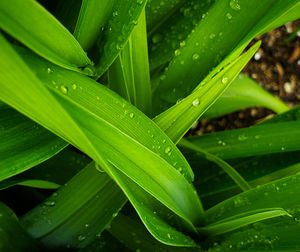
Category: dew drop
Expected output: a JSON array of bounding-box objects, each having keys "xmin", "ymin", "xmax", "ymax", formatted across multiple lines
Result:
[
  {"xmin": 238, "ymin": 134, "xmax": 248, "ymax": 141},
  {"xmin": 192, "ymin": 53, "xmax": 200, "ymax": 60},
  {"xmin": 180, "ymin": 41, "xmax": 186, "ymax": 47},
  {"xmin": 229, "ymin": 0, "xmax": 241, "ymax": 11},
  {"xmin": 174, "ymin": 49, "xmax": 181, "ymax": 56},
  {"xmin": 129, "ymin": 113, "xmax": 135, "ymax": 118},
  {"xmin": 60, "ymin": 85, "xmax": 68, "ymax": 94},
  {"xmin": 77, "ymin": 235, "xmax": 86, "ymax": 241},
  {"xmin": 44, "ymin": 201, "xmax": 56, "ymax": 207},
  {"xmin": 95, "ymin": 163, "xmax": 105, "ymax": 173},
  {"xmin": 165, "ymin": 146, "xmax": 171, "ymax": 154},
  {"xmin": 209, "ymin": 33, "xmax": 216, "ymax": 39},
  {"xmin": 72, "ymin": 84, "xmax": 77, "ymax": 90},
  {"xmin": 47, "ymin": 67, "xmax": 53, "ymax": 74},
  {"xmin": 226, "ymin": 12, "xmax": 233, "ymax": 20},
  {"xmin": 222, "ymin": 77, "xmax": 229, "ymax": 84},
  {"xmin": 192, "ymin": 98, "xmax": 200, "ymax": 107}
]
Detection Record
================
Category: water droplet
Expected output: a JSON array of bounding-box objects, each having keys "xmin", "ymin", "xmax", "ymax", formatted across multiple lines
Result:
[
  {"xmin": 60, "ymin": 85, "xmax": 68, "ymax": 94},
  {"xmin": 132, "ymin": 20, "xmax": 138, "ymax": 25},
  {"xmin": 85, "ymin": 224, "xmax": 89, "ymax": 228},
  {"xmin": 113, "ymin": 11, "xmax": 118, "ymax": 16},
  {"xmin": 222, "ymin": 77, "xmax": 229, "ymax": 84},
  {"xmin": 44, "ymin": 201, "xmax": 55, "ymax": 207},
  {"xmin": 167, "ymin": 233, "xmax": 171, "ymax": 238},
  {"xmin": 137, "ymin": 0, "xmax": 143, "ymax": 4},
  {"xmin": 192, "ymin": 53, "xmax": 200, "ymax": 60},
  {"xmin": 47, "ymin": 68, "xmax": 53, "ymax": 74},
  {"xmin": 72, "ymin": 84, "xmax": 77, "ymax": 90},
  {"xmin": 209, "ymin": 33, "xmax": 216, "ymax": 39},
  {"xmin": 281, "ymin": 146, "xmax": 286, "ymax": 151},
  {"xmin": 160, "ymin": 75, "xmax": 166, "ymax": 81},
  {"xmin": 238, "ymin": 134, "xmax": 248, "ymax": 141},
  {"xmin": 192, "ymin": 98, "xmax": 200, "ymax": 106},
  {"xmin": 174, "ymin": 49, "xmax": 181, "ymax": 56},
  {"xmin": 129, "ymin": 113, "xmax": 135, "ymax": 118},
  {"xmin": 226, "ymin": 12, "xmax": 233, "ymax": 20},
  {"xmin": 112, "ymin": 212, "xmax": 118, "ymax": 217},
  {"xmin": 165, "ymin": 147, "xmax": 171, "ymax": 154},
  {"xmin": 78, "ymin": 235, "xmax": 86, "ymax": 241},
  {"xmin": 229, "ymin": 0, "xmax": 241, "ymax": 11},
  {"xmin": 180, "ymin": 41, "xmax": 186, "ymax": 47}
]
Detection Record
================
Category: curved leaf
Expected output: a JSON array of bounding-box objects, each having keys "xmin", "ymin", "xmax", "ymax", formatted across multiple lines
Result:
[
  {"xmin": 74, "ymin": 0, "xmax": 114, "ymax": 50},
  {"xmin": 0, "ymin": 104, "xmax": 67, "ymax": 182},
  {"xmin": 202, "ymin": 74, "xmax": 289, "ymax": 119},
  {"xmin": 0, "ymin": 0, "xmax": 92, "ymax": 71},
  {"xmin": 0, "ymin": 37, "xmax": 203, "ymax": 246},
  {"xmin": 95, "ymin": 0, "xmax": 147, "ymax": 77}
]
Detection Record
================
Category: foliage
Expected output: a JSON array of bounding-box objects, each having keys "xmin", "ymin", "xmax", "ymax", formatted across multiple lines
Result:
[{"xmin": 0, "ymin": 0, "xmax": 299, "ymax": 251}]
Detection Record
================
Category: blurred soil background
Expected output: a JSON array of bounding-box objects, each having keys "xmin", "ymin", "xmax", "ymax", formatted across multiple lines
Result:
[{"xmin": 190, "ymin": 20, "xmax": 300, "ymax": 135}]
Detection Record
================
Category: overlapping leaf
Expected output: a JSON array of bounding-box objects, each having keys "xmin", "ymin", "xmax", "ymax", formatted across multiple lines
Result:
[
  {"xmin": 202, "ymin": 74, "xmax": 289, "ymax": 119},
  {"xmin": 0, "ymin": 104, "xmax": 67, "ymax": 182},
  {"xmin": 0, "ymin": 36, "xmax": 203, "ymax": 246},
  {"xmin": 0, "ymin": 0, "xmax": 92, "ymax": 71}
]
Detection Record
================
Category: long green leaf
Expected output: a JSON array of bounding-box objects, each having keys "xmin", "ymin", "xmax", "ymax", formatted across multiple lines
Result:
[
  {"xmin": 109, "ymin": 9, "xmax": 152, "ymax": 116},
  {"xmin": 0, "ymin": 104, "xmax": 67, "ymax": 181},
  {"xmin": 202, "ymin": 174, "xmax": 300, "ymax": 251},
  {"xmin": 152, "ymin": 0, "xmax": 300, "ymax": 112},
  {"xmin": 0, "ymin": 38, "xmax": 203, "ymax": 246},
  {"xmin": 183, "ymin": 120, "xmax": 300, "ymax": 160},
  {"xmin": 0, "ymin": 202, "xmax": 39, "ymax": 251},
  {"xmin": 95, "ymin": 0, "xmax": 147, "ymax": 77},
  {"xmin": 21, "ymin": 162, "xmax": 126, "ymax": 249},
  {"xmin": 202, "ymin": 74, "xmax": 289, "ymax": 119},
  {"xmin": 74, "ymin": 0, "xmax": 114, "ymax": 50},
  {"xmin": 0, "ymin": 147, "xmax": 90, "ymax": 190},
  {"xmin": 0, "ymin": 0, "xmax": 92, "ymax": 71},
  {"xmin": 154, "ymin": 41, "xmax": 260, "ymax": 143}
]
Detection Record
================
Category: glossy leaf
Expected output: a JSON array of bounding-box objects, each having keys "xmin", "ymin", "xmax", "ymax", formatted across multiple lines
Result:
[
  {"xmin": 0, "ymin": 147, "xmax": 90, "ymax": 190},
  {"xmin": 0, "ymin": 38, "xmax": 203, "ymax": 246},
  {"xmin": 109, "ymin": 9, "xmax": 152, "ymax": 116},
  {"xmin": 95, "ymin": 0, "xmax": 147, "ymax": 77},
  {"xmin": 183, "ymin": 120, "xmax": 300, "ymax": 160},
  {"xmin": 154, "ymin": 41, "xmax": 260, "ymax": 143},
  {"xmin": 203, "ymin": 174, "xmax": 300, "ymax": 251},
  {"xmin": 202, "ymin": 74, "xmax": 289, "ymax": 119},
  {"xmin": 152, "ymin": 0, "xmax": 300, "ymax": 112},
  {"xmin": 21, "ymin": 162, "xmax": 127, "ymax": 250},
  {"xmin": 0, "ymin": 0, "xmax": 92, "ymax": 71},
  {"xmin": 0, "ymin": 104, "xmax": 67, "ymax": 182},
  {"xmin": 74, "ymin": 0, "xmax": 114, "ymax": 50}
]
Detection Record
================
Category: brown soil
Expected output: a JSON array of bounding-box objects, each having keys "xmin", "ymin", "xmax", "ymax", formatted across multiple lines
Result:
[{"xmin": 190, "ymin": 20, "xmax": 300, "ymax": 135}]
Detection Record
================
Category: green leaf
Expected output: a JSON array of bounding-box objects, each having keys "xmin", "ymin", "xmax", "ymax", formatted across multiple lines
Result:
[
  {"xmin": 146, "ymin": 0, "xmax": 187, "ymax": 34},
  {"xmin": 154, "ymin": 41, "xmax": 260, "ymax": 143},
  {"xmin": 183, "ymin": 120, "xmax": 300, "ymax": 160},
  {"xmin": 0, "ymin": 0, "xmax": 92, "ymax": 71},
  {"xmin": 148, "ymin": 0, "xmax": 214, "ymax": 72},
  {"xmin": 21, "ymin": 162, "xmax": 127, "ymax": 250},
  {"xmin": 200, "ymin": 208, "xmax": 290, "ymax": 236},
  {"xmin": 0, "ymin": 147, "xmax": 90, "ymax": 190},
  {"xmin": 0, "ymin": 202, "xmax": 39, "ymax": 251},
  {"xmin": 180, "ymin": 138, "xmax": 251, "ymax": 192},
  {"xmin": 0, "ymin": 104, "xmax": 67, "ymax": 182},
  {"xmin": 108, "ymin": 213, "xmax": 200, "ymax": 251},
  {"xmin": 108, "ymin": 9, "xmax": 152, "ymax": 116},
  {"xmin": 202, "ymin": 74, "xmax": 289, "ymax": 119},
  {"xmin": 203, "ymin": 174, "xmax": 300, "ymax": 251},
  {"xmin": 0, "ymin": 38, "xmax": 203, "ymax": 246},
  {"xmin": 152, "ymin": 0, "xmax": 300, "ymax": 112},
  {"xmin": 74, "ymin": 0, "xmax": 114, "ymax": 50},
  {"xmin": 95, "ymin": 0, "xmax": 147, "ymax": 77}
]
